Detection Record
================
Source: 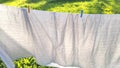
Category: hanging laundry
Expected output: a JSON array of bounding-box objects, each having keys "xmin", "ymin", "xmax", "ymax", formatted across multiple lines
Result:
[{"xmin": 0, "ymin": 4, "xmax": 120, "ymax": 68}]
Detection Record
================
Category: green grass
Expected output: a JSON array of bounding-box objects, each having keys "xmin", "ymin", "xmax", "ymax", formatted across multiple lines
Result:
[
  {"xmin": 0, "ymin": 58, "xmax": 6, "ymax": 68},
  {"xmin": 0, "ymin": 0, "xmax": 120, "ymax": 68},
  {"xmin": 1, "ymin": 0, "xmax": 120, "ymax": 14},
  {"xmin": 0, "ymin": 57, "xmax": 54, "ymax": 68},
  {"xmin": 14, "ymin": 57, "xmax": 53, "ymax": 68}
]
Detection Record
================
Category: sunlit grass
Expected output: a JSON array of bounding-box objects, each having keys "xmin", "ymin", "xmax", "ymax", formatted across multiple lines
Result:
[
  {"xmin": 0, "ymin": 57, "xmax": 54, "ymax": 68},
  {"xmin": 2, "ymin": 0, "xmax": 120, "ymax": 14}
]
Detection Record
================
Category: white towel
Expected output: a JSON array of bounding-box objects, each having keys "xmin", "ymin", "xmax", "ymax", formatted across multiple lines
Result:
[{"xmin": 0, "ymin": 5, "xmax": 120, "ymax": 68}]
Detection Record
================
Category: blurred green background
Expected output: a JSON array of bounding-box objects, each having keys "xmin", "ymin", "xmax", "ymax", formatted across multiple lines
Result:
[
  {"xmin": 0, "ymin": 0, "xmax": 120, "ymax": 14},
  {"xmin": 0, "ymin": 57, "xmax": 53, "ymax": 68},
  {"xmin": 0, "ymin": 0, "xmax": 120, "ymax": 68}
]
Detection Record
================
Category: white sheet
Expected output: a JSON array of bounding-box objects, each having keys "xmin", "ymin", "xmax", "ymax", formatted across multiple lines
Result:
[{"xmin": 0, "ymin": 5, "xmax": 120, "ymax": 68}]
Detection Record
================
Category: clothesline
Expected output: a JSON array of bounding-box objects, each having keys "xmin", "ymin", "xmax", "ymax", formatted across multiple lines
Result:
[{"xmin": 27, "ymin": 6, "xmax": 84, "ymax": 18}]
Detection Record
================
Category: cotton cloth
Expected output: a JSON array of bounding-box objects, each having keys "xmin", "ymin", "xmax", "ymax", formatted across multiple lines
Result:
[{"xmin": 0, "ymin": 5, "xmax": 120, "ymax": 68}]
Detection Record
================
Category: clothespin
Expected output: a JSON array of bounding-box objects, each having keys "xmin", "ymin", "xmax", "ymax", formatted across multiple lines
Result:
[
  {"xmin": 27, "ymin": 6, "xmax": 30, "ymax": 13},
  {"xmin": 80, "ymin": 10, "xmax": 84, "ymax": 17}
]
